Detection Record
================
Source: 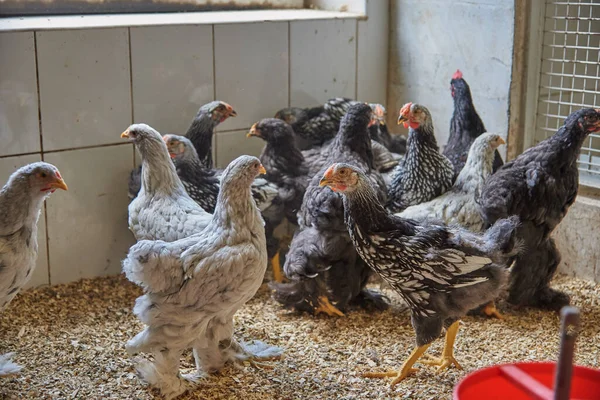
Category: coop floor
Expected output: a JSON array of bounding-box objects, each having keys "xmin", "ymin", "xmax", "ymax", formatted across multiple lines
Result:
[{"xmin": 1, "ymin": 274, "xmax": 599, "ymax": 400}]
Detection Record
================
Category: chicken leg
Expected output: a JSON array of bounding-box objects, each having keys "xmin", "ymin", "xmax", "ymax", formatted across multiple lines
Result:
[
  {"xmin": 271, "ymin": 252, "xmax": 284, "ymax": 283},
  {"xmin": 481, "ymin": 301, "xmax": 504, "ymax": 319},
  {"xmin": 363, "ymin": 344, "xmax": 431, "ymax": 386},
  {"xmin": 314, "ymin": 296, "xmax": 345, "ymax": 317},
  {"xmin": 421, "ymin": 321, "xmax": 463, "ymax": 371}
]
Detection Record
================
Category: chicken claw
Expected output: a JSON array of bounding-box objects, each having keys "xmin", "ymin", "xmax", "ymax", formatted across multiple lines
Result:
[
  {"xmin": 363, "ymin": 344, "xmax": 431, "ymax": 386},
  {"xmin": 314, "ymin": 296, "xmax": 345, "ymax": 317},
  {"xmin": 420, "ymin": 354, "xmax": 463, "ymax": 371},
  {"xmin": 482, "ymin": 301, "xmax": 504, "ymax": 319}
]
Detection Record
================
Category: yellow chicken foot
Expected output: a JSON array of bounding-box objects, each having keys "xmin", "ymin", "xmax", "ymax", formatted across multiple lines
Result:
[
  {"xmin": 271, "ymin": 252, "xmax": 284, "ymax": 283},
  {"xmin": 363, "ymin": 344, "xmax": 431, "ymax": 386},
  {"xmin": 421, "ymin": 321, "xmax": 463, "ymax": 372},
  {"xmin": 482, "ymin": 301, "xmax": 504, "ymax": 320},
  {"xmin": 314, "ymin": 296, "xmax": 345, "ymax": 317}
]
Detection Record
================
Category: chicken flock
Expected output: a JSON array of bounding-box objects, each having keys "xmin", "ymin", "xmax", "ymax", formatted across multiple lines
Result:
[{"xmin": 1, "ymin": 70, "xmax": 600, "ymax": 398}]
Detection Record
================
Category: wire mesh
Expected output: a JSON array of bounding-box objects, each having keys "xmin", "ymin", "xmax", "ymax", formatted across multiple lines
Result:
[{"xmin": 535, "ymin": 0, "xmax": 600, "ymax": 186}]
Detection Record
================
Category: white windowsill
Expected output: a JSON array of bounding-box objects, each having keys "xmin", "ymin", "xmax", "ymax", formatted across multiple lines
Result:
[{"xmin": 0, "ymin": 9, "xmax": 365, "ymax": 32}]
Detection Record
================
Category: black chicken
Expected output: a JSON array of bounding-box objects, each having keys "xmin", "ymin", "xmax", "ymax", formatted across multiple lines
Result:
[
  {"xmin": 369, "ymin": 104, "xmax": 407, "ymax": 155},
  {"xmin": 247, "ymin": 118, "xmax": 310, "ymax": 282},
  {"xmin": 271, "ymin": 104, "xmax": 388, "ymax": 316},
  {"xmin": 127, "ymin": 101, "xmax": 236, "ymax": 200},
  {"xmin": 274, "ymin": 98, "xmax": 357, "ymax": 149},
  {"xmin": 387, "ymin": 103, "xmax": 455, "ymax": 213},
  {"xmin": 320, "ymin": 163, "xmax": 520, "ymax": 385},
  {"xmin": 479, "ymin": 108, "xmax": 600, "ymax": 311},
  {"xmin": 445, "ymin": 70, "xmax": 503, "ymax": 175}
]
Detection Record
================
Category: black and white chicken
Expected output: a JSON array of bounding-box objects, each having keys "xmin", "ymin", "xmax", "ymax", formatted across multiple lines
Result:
[{"xmin": 320, "ymin": 163, "xmax": 520, "ymax": 385}]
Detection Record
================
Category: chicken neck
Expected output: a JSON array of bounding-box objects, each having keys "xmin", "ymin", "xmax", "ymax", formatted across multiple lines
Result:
[
  {"xmin": 139, "ymin": 139, "xmax": 185, "ymax": 196},
  {"xmin": 185, "ymin": 110, "xmax": 219, "ymax": 169}
]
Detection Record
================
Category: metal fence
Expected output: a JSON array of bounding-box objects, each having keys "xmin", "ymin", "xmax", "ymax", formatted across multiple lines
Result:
[{"xmin": 534, "ymin": 0, "xmax": 600, "ymax": 186}]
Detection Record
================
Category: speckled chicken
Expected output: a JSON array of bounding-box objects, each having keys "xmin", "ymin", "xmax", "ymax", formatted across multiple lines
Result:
[
  {"xmin": 163, "ymin": 134, "xmax": 278, "ymax": 214},
  {"xmin": 398, "ymin": 133, "xmax": 505, "ymax": 232},
  {"xmin": 247, "ymin": 118, "xmax": 310, "ymax": 282},
  {"xmin": 0, "ymin": 162, "xmax": 68, "ymax": 375},
  {"xmin": 388, "ymin": 103, "xmax": 455, "ymax": 213},
  {"xmin": 274, "ymin": 98, "xmax": 356, "ymax": 149},
  {"xmin": 128, "ymin": 101, "xmax": 236, "ymax": 200},
  {"xmin": 122, "ymin": 124, "xmax": 212, "ymax": 242},
  {"xmin": 271, "ymin": 104, "xmax": 388, "ymax": 316},
  {"xmin": 320, "ymin": 163, "xmax": 520, "ymax": 385},
  {"xmin": 479, "ymin": 108, "xmax": 600, "ymax": 311},
  {"xmin": 445, "ymin": 70, "xmax": 503, "ymax": 175},
  {"xmin": 124, "ymin": 156, "xmax": 281, "ymax": 399}
]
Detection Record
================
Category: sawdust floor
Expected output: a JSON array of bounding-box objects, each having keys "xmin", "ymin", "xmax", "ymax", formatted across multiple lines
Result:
[{"xmin": 1, "ymin": 274, "xmax": 599, "ymax": 400}]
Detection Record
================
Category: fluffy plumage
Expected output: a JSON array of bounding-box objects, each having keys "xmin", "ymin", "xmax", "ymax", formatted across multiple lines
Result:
[
  {"xmin": 163, "ymin": 134, "xmax": 278, "ymax": 213},
  {"xmin": 320, "ymin": 163, "xmax": 518, "ymax": 384},
  {"xmin": 0, "ymin": 162, "xmax": 68, "ymax": 375},
  {"xmin": 124, "ymin": 155, "xmax": 280, "ymax": 399},
  {"xmin": 445, "ymin": 70, "xmax": 504, "ymax": 175},
  {"xmin": 398, "ymin": 133, "xmax": 505, "ymax": 232},
  {"xmin": 274, "ymin": 98, "xmax": 357, "ymax": 149},
  {"xmin": 123, "ymin": 124, "xmax": 212, "ymax": 242},
  {"xmin": 388, "ymin": 103, "xmax": 455, "ymax": 213},
  {"xmin": 272, "ymin": 103, "xmax": 388, "ymax": 315},
  {"xmin": 479, "ymin": 108, "xmax": 600, "ymax": 311},
  {"xmin": 128, "ymin": 101, "xmax": 236, "ymax": 200}
]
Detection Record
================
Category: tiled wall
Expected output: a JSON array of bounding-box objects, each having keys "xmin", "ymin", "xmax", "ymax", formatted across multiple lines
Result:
[{"xmin": 0, "ymin": 4, "xmax": 387, "ymax": 286}]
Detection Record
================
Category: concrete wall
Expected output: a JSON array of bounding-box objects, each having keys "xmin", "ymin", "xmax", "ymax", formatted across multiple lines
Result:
[{"xmin": 386, "ymin": 0, "xmax": 515, "ymax": 153}]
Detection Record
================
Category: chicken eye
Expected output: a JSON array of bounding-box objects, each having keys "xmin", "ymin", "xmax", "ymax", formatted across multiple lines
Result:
[{"xmin": 40, "ymin": 172, "xmax": 47, "ymax": 178}]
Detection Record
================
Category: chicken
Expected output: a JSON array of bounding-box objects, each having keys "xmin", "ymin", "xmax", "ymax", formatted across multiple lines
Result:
[
  {"xmin": 445, "ymin": 70, "xmax": 504, "ymax": 175},
  {"xmin": 122, "ymin": 124, "xmax": 212, "ymax": 242},
  {"xmin": 274, "ymin": 98, "xmax": 356, "ymax": 149},
  {"xmin": 319, "ymin": 163, "xmax": 520, "ymax": 385},
  {"xmin": 123, "ymin": 156, "xmax": 281, "ymax": 399},
  {"xmin": 247, "ymin": 118, "xmax": 310, "ymax": 282},
  {"xmin": 398, "ymin": 133, "xmax": 506, "ymax": 232},
  {"xmin": 128, "ymin": 101, "xmax": 236, "ymax": 200},
  {"xmin": 0, "ymin": 162, "xmax": 68, "ymax": 375},
  {"xmin": 271, "ymin": 103, "xmax": 388, "ymax": 316},
  {"xmin": 163, "ymin": 134, "xmax": 278, "ymax": 214},
  {"xmin": 479, "ymin": 108, "xmax": 600, "ymax": 312},
  {"xmin": 369, "ymin": 104, "xmax": 407, "ymax": 155},
  {"xmin": 387, "ymin": 102, "xmax": 455, "ymax": 213}
]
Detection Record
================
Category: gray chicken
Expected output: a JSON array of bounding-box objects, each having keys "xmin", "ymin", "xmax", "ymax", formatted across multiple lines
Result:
[
  {"xmin": 479, "ymin": 108, "xmax": 600, "ymax": 311},
  {"xmin": 128, "ymin": 101, "xmax": 237, "ymax": 200},
  {"xmin": 398, "ymin": 133, "xmax": 506, "ymax": 232},
  {"xmin": 320, "ymin": 163, "xmax": 519, "ymax": 385},
  {"xmin": 272, "ymin": 104, "xmax": 388, "ymax": 316},
  {"xmin": 388, "ymin": 103, "xmax": 455, "ymax": 213},
  {"xmin": 0, "ymin": 162, "xmax": 68, "ymax": 375},
  {"xmin": 123, "ymin": 156, "xmax": 281, "ymax": 399},
  {"xmin": 121, "ymin": 124, "xmax": 212, "ymax": 242},
  {"xmin": 163, "ymin": 134, "xmax": 278, "ymax": 213}
]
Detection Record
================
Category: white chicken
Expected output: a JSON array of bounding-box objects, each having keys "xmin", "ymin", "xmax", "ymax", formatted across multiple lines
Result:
[
  {"xmin": 122, "ymin": 124, "xmax": 212, "ymax": 242},
  {"xmin": 123, "ymin": 155, "xmax": 281, "ymax": 399},
  {"xmin": 397, "ymin": 132, "xmax": 505, "ymax": 232},
  {"xmin": 0, "ymin": 162, "xmax": 68, "ymax": 376}
]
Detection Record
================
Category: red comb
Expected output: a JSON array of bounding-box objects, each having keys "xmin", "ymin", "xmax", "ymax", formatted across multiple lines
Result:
[
  {"xmin": 452, "ymin": 69, "xmax": 463, "ymax": 80},
  {"xmin": 400, "ymin": 102, "xmax": 413, "ymax": 116},
  {"xmin": 56, "ymin": 171, "xmax": 62, "ymax": 180}
]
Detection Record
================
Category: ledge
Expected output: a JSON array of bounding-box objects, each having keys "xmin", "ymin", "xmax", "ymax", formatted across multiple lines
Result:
[{"xmin": 0, "ymin": 9, "xmax": 364, "ymax": 32}]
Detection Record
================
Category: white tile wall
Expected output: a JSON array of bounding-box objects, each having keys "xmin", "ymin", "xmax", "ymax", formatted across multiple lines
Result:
[
  {"xmin": 130, "ymin": 25, "xmax": 214, "ymax": 135},
  {"xmin": 36, "ymin": 29, "xmax": 132, "ymax": 151},
  {"xmin": 290, "ymin": 19, "xmax": 357, "ymax": 107},
  {"xmin": 214, "ymin": 22, "xmax": 289, "ymax": 131},
  {"xmin": 44, "ymin": 145, "xmax": 135, "ymax": 284},
  {"xmin": 357, "ymin": 0, "xmax": 388, "ymax": 104},
  {"xmin": 0, "ymin": 154, "xmax": 49, "ymax": 289},
  {"xmin": 0, "ymin": 32, "xmax": 40, "ymax": 157},
  {"xmin": 216, "ymin": 130, "xmax": 265, "ymax": 169},
  {"xmin": 3, "ymin": 16, "xmax": 379, "ymax": 285}
]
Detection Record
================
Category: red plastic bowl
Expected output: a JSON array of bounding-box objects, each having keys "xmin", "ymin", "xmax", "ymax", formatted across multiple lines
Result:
[{"xmin": 453, "ymin": 362, "xmax": 600, "ymax": 400}]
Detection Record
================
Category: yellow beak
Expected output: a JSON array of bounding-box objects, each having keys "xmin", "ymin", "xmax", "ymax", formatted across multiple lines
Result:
[
  {"xmin": 247, "ymin": 123, "xmax": 259, "ymax": 138},
  {"xmin": 397, "ymin": 115, "xmax": 407, "ymax": 125},
  {"xmin": 319, "ymin": 177, "xmax": 329, "ymax": 187},
  {"xmin": 121, "ymin": 130, "xmax": 130, "ymax": 138},
  {"xmin": 259, "ymin": 165, "xmax": 267, "ymax": 175},
  {"xmin": 50, "ymin": 179, "xmax": 69, "ymax": 191},
  {"xmin": 497, "ymin": 137, "xmax": 506, "ymax": 145}
]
